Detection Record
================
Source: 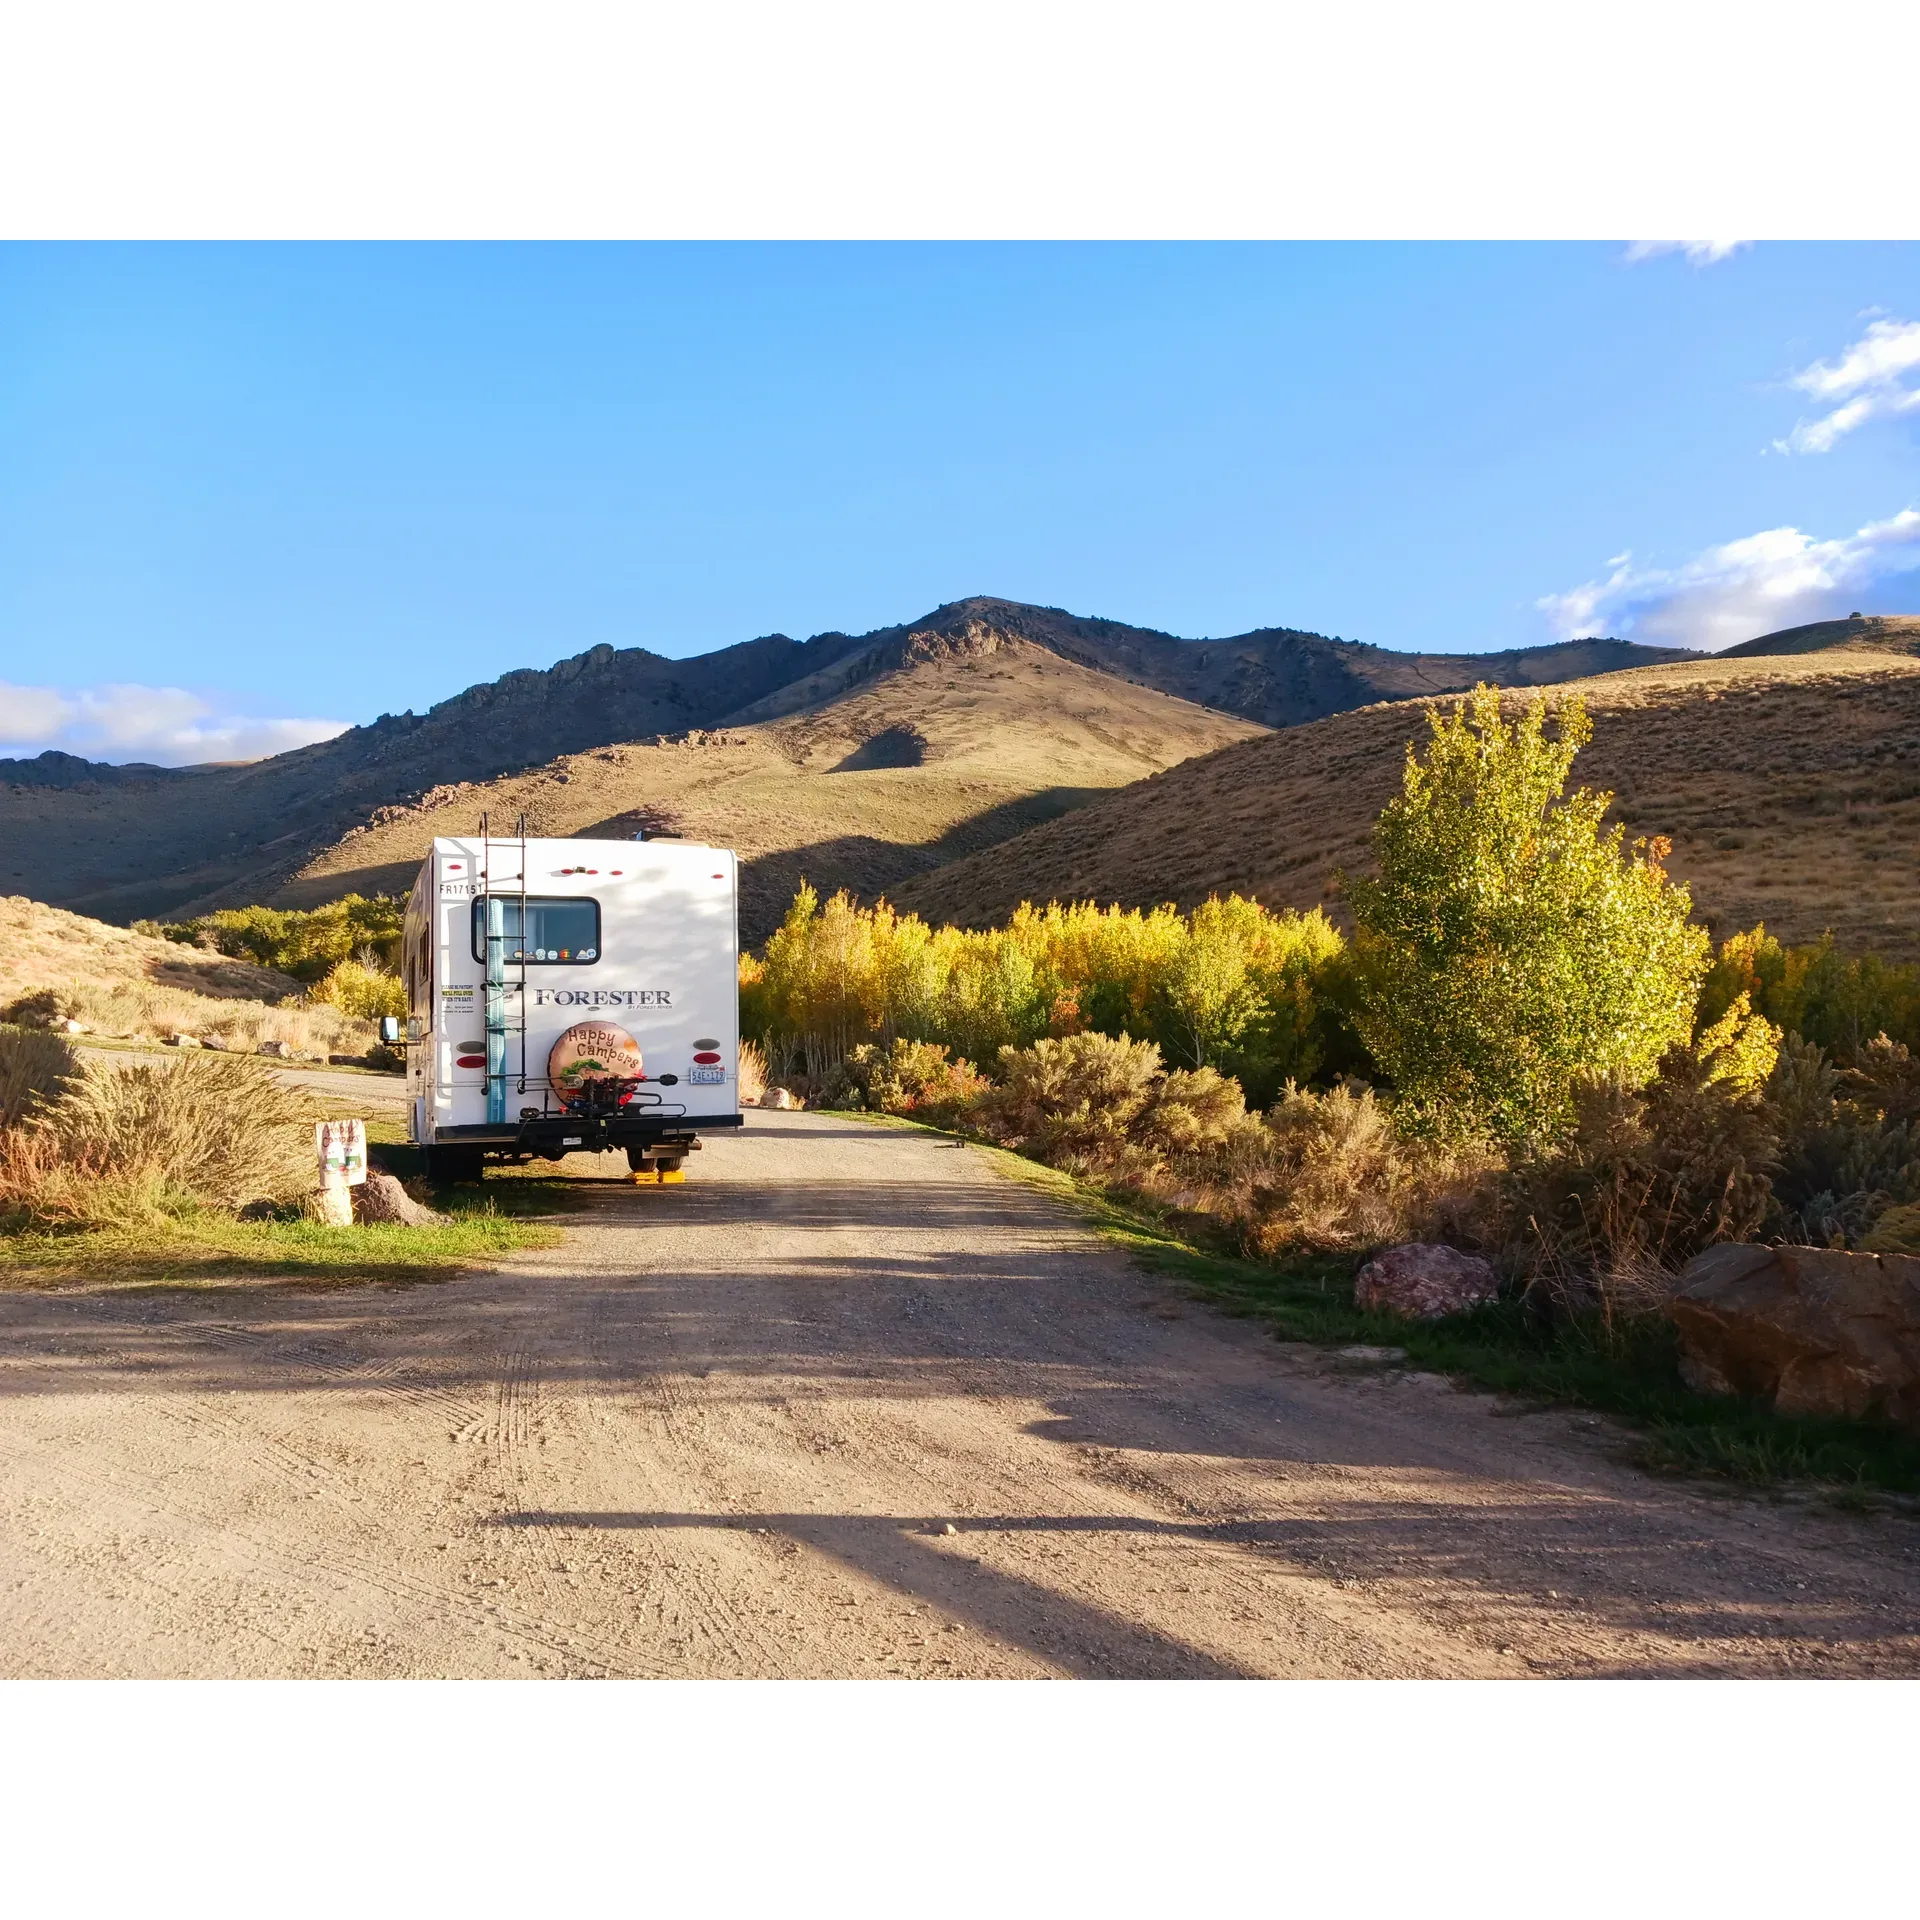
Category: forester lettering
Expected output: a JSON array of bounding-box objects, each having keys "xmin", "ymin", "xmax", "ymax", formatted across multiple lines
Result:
[{"xmin": 531, "ymin": 988, "xmax": 673, "ymax": 1008}]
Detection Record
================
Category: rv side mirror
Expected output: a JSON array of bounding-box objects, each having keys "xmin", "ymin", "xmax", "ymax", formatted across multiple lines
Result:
[{"xmin": 378, "ymin": 1016, "xmax": 404, "ymax": 1046}]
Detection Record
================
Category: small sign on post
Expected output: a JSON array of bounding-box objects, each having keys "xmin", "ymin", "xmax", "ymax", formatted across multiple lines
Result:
[{"xmin": 315, "ymin": 1119, "xmax": 368, "ymax": 1226}]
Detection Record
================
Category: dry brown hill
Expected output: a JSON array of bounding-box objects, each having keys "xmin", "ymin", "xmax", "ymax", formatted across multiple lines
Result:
[
  {"xmin": 0, "ymin": 595, "xmax": 1685, "ymax": 926},
  {"xmin": 0, "ymin": 898, "xmax": 294, "ymax": 1009},
  {"xmin": 1721, "ymin": 612, "xmax": 1920, "ymax": 659},
  {"xmin": 891, "ymin": 643, "xmax": 1920, "ymax": 965},
  {"xmin": 282, "ymin": 625, "xmax": 1264, "ymax": 945}
]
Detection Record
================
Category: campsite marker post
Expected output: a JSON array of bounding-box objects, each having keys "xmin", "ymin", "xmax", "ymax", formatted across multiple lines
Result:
[{"xmin": 315, "ymin": 1118, "xmax": 368, "ymax": 1226}]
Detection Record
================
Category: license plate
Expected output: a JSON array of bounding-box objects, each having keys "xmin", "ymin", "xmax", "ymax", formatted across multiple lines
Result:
[
  {"xmin": 687, "ymin": 1066, "xmax": 726, "ymax": 1084},
  {"xmin": 562, "ymin": 1136, "xmax": 583, "ymax": 1146}
]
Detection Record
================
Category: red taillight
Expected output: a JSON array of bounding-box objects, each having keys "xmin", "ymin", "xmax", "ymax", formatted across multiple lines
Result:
[
  {"xmin": 456, "ymin": 1055, "xmax": 485, "ymax": 1069},
  {"xmin": 692, "ymin": 1051, "xmax": 722, "ymax": 1065}
]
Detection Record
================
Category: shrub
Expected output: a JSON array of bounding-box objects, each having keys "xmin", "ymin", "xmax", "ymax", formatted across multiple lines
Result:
[
  {"xmin": 901, "ymin": 1053, "xmax": 992, "ymax": 1130},
  {"xmin": 1136, "ymin": 1065, "xmax": 1254, "ymax": 1169},
  {"xmin": 974, "ymin": 1032, "xmax": 1167, "ymax": 1175},
  {"xmin": 1864, "ymin": 1204, "xmax": 1920, "ymax": 1254},
  {"xmin": 0, "ymin": 989, "xmax": 70, "ymax": 1032},
  {"xmin": 819, "ymin": 1038, "xmax": 989, "ymax": 1125},
  {"xmin": 1345, "ymin": 686, "xmax": 1709, "ymax": 1144},
  {"xmin": 0, "ymin": 1052, "xmax": 320, "ymax": 1229},
  {"xmin": 310, "ymin": 958, "xmax": 407, "ymax": 1021},
  {"xmin": 156, "ymin": 895, "xmax": 405, "ymax": 982},
  {"xmin": 1767, "ymin": 1033, "xmax": 1920, "ymax": 1248},
  {"xmin": 1243, "ymin": 1082, "xmax": 1486, "ymax": 1257},
  {"xmin": 1699, "ymin": 925, "xmax": 1920, "ymax": 1057},
  {"xmin": 1841, "ymin": 1033, "xmax": 1920, "ymax": 1128},
  {"xmin": 0, "ymin": 1027, "xmax": 82, "ymax": 1128},
  {"xmin": 1498, "ymin": 1047, "xmax": 1779, "ymax": 1311}
]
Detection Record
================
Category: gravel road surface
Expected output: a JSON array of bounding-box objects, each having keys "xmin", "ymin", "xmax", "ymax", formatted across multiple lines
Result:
[{"xmin": 2, "ymin": 1110, "xmax": 1916, "ymax": 1678}]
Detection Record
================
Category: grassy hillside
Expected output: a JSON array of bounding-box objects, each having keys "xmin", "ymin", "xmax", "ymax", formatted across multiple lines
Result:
[
  {"xmin": 891, "ymin": 642, "xmax": 1920, "ymax": 965},
  {"xmin": 284, "ymin": 628, "xmax": 1265, "ymax": 945},
  {"xmin": 1721, "ymin": 612, "xmax": 1920, "ymax": 659},
  {"xmin": 0, "ymin": 896, "xmax": 374, "ymax": 1056},
  {"xmin": 0, "ymin": 595, "xmax": 1684, "ymax": 926}
]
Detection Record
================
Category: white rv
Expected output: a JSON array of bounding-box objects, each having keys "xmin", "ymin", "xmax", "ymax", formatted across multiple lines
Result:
[{"xmin": 398, "ymin": 829, "xmax": 742, "ymax": 1180}]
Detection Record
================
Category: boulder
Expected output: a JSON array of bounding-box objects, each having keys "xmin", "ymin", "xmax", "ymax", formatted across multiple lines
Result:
[
  {"xmin": 257, "ymin": 1039, "xmax": 293, "ymax": 1058},
  {"xmin": 352, "ymin": 1171, "xmax": 447, "ymax": 1227},
  {"xmin": 766, "ymin": 1086, "xmax": 797, "ymax": 1111},
  {"xmin": 165, "ymin": 1032, "xmax": 203, "ymax": 1048},
  {"xmin": 1353, "ymin": 1243, "xmax": 1500, "ymax": 1320},
  {"xmin": 1670, "ymin": 1243, "xmax": 1920, "ymax": 1430}
]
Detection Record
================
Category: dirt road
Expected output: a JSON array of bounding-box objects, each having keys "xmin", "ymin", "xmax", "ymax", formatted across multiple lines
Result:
[{"xmin": 2, "ymin": 1111, "xmax": 1916, "ymax": 1678}]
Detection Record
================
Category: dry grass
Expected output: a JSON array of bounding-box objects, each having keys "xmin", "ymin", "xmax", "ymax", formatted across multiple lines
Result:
[
  {"xmin": 737, "ymin": 1039, "xmax": 768, "ymax": 1107},
  {"xmin": 7, "ymin": 977, "xmax": 371, "ymax": 1056},
  {"xmin": 895, "ymin": 643, "xmax": 1920, "ymax": 964},
  {"xmin": 0, "ymin": 1049, "xmax": 322, "ymax": 1229},
  {"xmin": 0, "ymin": 1028, "xmax": 83, "ymax": 1128},
  {"xmin": 0, "ymin": 894, "xmax": 294, "ymax": 1003}
]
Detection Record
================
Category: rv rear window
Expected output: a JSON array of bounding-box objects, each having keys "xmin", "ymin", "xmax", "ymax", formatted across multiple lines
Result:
[{"xmin": 469, "ymin": 896, "xmax": 601, "ymax": 966}]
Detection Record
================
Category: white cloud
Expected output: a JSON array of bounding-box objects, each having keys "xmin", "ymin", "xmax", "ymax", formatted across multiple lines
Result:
[
  {"xmin": 1774, "ymin": 315, "xmax": 1920, "ymax": 454},
  {"xmin": 0, "ymin": 682, "xmax": 350, "ymax": 766},
  {"xmin": 1538, "ymin": 508, "xmax": 1920, "ymax": 652},
  {"xmin": 1622, "ymin": 240, "xmax": 1748, "ymax": 266}
]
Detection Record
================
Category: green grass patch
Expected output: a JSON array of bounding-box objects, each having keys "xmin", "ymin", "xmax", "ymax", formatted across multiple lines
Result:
[
  {"xmin": 852, "ymin": 1111, "xmax": 1920, "ymax": 1497},
  {"xmin": 0, "ymin": 1179, "xmax": 565, "ymax": 1291}
]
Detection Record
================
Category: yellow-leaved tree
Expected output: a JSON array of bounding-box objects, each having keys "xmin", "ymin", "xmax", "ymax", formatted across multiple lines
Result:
[{"xmin": 1344, "ymin": 685, "xmax": 1709, "ymax": 1144}]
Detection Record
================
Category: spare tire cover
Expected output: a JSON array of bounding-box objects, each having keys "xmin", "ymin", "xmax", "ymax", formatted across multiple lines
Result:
[{"xmin": 548, "ymin": 1021, "xmax": 643, "ymax": 1104}]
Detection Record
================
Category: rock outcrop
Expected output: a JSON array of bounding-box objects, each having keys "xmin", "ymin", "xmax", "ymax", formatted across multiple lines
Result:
[
  {"xmin": 1670, "ymin": 1243, "xmax": 1920, "ymax": 1430},
  {"xmin": 1353, "ymin": 1243, "xmax": 1500, "ymax": 1320}
]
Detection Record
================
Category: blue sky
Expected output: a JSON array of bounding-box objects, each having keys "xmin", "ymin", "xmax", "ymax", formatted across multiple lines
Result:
[{"xmin": 2, "ymin": 242, "xmax": 1917, "ymax": 763}]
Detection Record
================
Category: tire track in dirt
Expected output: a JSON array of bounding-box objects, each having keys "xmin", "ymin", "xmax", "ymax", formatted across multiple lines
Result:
[{"xmin": 0, "ymin": 1350, "xmax": 668, "ymax": 1678}]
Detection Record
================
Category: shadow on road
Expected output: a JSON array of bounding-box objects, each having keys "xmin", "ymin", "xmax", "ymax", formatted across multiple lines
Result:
[{"xmin": 494, "ymin": 1507, "xmax": 1255, "ymax": 1678}]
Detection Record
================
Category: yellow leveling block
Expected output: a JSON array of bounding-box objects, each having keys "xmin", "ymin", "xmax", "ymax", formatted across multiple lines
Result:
[{"xmin": 630, "ymin": 1166, "xmax": 686, "ymax": 1185}]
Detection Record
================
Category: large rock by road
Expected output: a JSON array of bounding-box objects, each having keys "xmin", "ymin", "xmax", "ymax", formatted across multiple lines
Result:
[
  {"xmin": 1671, "ymin": 1243, "xmax": 1920, "ymax": 1429},
  {"xmin": 1354, "ymin": 1243, "xmax": 1500, "ymax": 1321}
]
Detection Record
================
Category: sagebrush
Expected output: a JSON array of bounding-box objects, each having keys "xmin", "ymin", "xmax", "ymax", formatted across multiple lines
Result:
[{"xmin": 0, "ymin": 1051, "xmax": 321, "ymax": 1229}]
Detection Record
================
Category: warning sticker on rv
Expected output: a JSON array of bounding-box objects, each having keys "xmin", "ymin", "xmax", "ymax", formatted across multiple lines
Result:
[{"xmin": 441, "ymin": 984, "xmax": 474, "ymax": 1003}]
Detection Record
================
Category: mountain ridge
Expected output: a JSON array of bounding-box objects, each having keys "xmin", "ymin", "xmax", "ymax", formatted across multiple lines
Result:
[{"xmin": 0, "ymin": 594, "xmax": 1692, "ymax": 923}]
